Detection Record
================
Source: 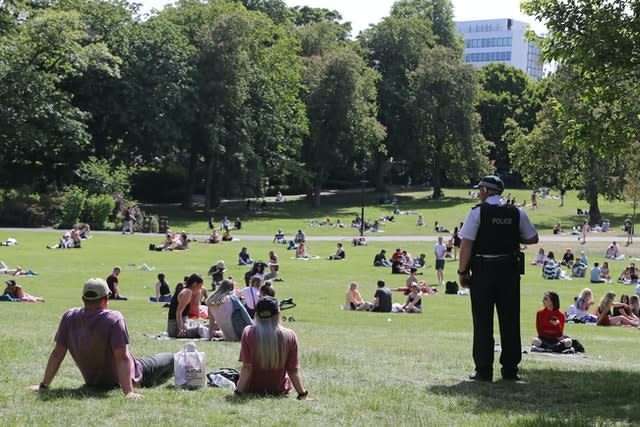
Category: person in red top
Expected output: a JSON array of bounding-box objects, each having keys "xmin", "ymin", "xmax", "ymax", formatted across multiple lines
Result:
[
  {"xmin": 531, "ymin": 291, "xmax": 575, "ymax": 353},
  {"xmin": 234, "ymin": 297, "xmax": 310, "ymax": 400}
]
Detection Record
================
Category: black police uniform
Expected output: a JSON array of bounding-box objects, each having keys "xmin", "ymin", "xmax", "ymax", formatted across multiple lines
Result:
[{"xmin": 470, "ymin": 202, "xmax": 522, "ymax": 380}]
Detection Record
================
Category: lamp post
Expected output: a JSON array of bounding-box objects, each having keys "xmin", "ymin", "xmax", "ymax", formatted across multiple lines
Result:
[{"xmin": 360, "ymin": 179, "xmax": 367, "ymax": 237}]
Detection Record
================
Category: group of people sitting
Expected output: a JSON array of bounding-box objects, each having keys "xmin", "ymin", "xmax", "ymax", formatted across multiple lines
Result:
[
  {"xmin": 344, "ymin": 273, "xmax": 437, "ymax": 315},
  {"xmin": 375, "ymin": 248, "xmax": 426, "ymax": 274},
  {"xmin": 149, "ymin": 231, "xmax": 190, "ymax": 251},
  {"xmin": 209, "ymin": 216, "xmax": 242, "ymax": 232},
  {"xmin": 46, "ymin": 225, "xmax": 90, "ymax": 249},
  {"xmin": 566, "ymin": 287, "xmax": 640, "ymax": 327},
  {"xmin": 534, "ymin": 248, "xmax": 592, "ymax": 280},
  {"xmin": 33, "ymin": 275, "xmax": 310, "ymax": 400}
]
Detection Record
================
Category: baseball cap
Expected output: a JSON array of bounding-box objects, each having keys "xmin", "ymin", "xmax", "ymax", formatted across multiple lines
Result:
[
  {"xmin": 474, "ymin": 175, "xmax": 504, "ymax": 193},
  {"xmin": 83, "ymin": 278, "xmax": 109, "ymax": 300},
  {"xmin": 256, "ymin": 297, "xmax": 280, "ymax": 319},
  {"xmin": 6, "ymin": 279, "xmax": 16, "ymax": 286}
]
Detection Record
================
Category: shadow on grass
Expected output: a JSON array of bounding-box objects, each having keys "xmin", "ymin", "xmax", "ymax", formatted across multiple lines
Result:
[
  {"xmin": 36, "ymin": 385, "xmax": 112, "ymax": 401},
  {"xmin": 429, "ymin": 367, "xmax": 639, "ymax": 424}
]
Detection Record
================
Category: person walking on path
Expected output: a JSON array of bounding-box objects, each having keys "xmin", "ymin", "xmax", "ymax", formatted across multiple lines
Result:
[
  {"xmin": 457, "ymin": 175, "xmax": 539, "ymax": 382},
  {"xmin": 434, "ymin": 236, "xmax": 447, "ymax": 285},
  {"xmin": 625, "ymin": 216, "xmax": 634, "ymax": 246}
]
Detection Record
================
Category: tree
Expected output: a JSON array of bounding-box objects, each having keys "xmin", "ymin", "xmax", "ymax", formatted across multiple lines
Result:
[
  {"xmin": 522, "ymin": 0, "xmax": 640, "ymax": 147},
  {"xmin": 0, "ymin": 6, "xmax": 119, "ymax": 187},
  {"xmin": 407, "ymin": 46, "xmax": 491, "ymax": 198},
  {"xmin": 506, "ymin": 67, "xmax": 623, "ymax": 224},
  {"xmin": 360, "ymin": 0, "xmax": 461, "ymax": 191},
  {"xmin": 622, "ymin": 142, "xmax": 640, "ymax": 221},
  {"xmin": 477, "ymin": 63, "xmax": 541, "ymax": 177},
  {"xmin": 161, "ymin": 1, "xmax": 306, "ymax": 208},
  {"xmin": 360, "ymin": 14, "xmax": 434, "ymax": 190},
  {"xmin": 301, "ymin": 42, "xmax": 385, "ymax": 207}
]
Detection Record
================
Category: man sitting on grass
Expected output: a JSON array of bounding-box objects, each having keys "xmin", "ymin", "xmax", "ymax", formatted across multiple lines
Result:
[{"xmin": 30, "ymin": 278, "xmax": 174, "ymax": 399}]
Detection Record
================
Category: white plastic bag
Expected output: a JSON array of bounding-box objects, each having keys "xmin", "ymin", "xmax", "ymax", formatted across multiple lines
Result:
[{"xmin": 174, "ymin": 341, "xmax": 206, "ymax": 389}]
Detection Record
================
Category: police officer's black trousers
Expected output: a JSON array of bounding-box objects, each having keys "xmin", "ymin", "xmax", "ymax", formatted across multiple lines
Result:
[{"xmin": 470, "ymin": 256, "xmax": 521, "ymax": 378}]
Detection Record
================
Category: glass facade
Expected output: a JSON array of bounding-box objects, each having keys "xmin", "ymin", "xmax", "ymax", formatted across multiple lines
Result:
[
  {"xmin": 465, "ymin": 37, "xmax": 512, "ymax": 49},
  {"xmin": 464, "ymin": 51, "xmax": 512, "ymax": 62}
]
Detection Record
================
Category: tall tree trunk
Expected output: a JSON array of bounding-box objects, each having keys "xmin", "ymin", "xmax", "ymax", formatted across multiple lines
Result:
[
  {"xmin": 431, "ymin": 154, "xmax": 442, "ymax": 199},
  {"xmin": 374, "ymin": 153, "xmax": 387, "ymax": 193},
  {"xmin": 585, "ymin": 186, "xmax": 601, "ymax": 225},
  {"xmin": 205, "ymin": 156, "xmax": 215, "ymax": 211},
  {"xmin": 312, "ymin": 183, "xmax": 322, "ymax": 208}
]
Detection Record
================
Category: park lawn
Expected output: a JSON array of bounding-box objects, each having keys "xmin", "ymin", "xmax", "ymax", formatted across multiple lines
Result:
[
  {"xmin": 141, "ymin": 188, "xmax": 635, "ymax": 238},
  {"xmin": 1, "ymin": 189, "xmax": 640, "ymax": 426}
]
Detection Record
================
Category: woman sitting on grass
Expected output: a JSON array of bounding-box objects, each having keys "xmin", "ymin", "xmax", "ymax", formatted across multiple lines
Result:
[
  {"xmin": 234, "ymin": 296, "xmax": 310, "ymax": 399},
  {"xmin": 612, "ymin": 295, "xmax": 640, "ymax": 323},
  {"xmin": 149, "ymin": 273, "xmax": 172, "ymax": 303},
  {"xmin": 393, "ymin": 283, "xmax": 423, "ymax": 313},
  {"xmin": 207, "ymin": 279, "xmax": 241, "ymax": 341},
  {"xmin": 345, "ymin": 282, "xmax": 368, "ymax": 311},
  {"xmin": 531, "ymin": 248, "xmax": 545, "ymax": 265},
  {"xmin": 574, "ymin": 288, "xmax": 597, "ymax": 323},
  {"xmin": 531, "ymin": 291, "xmax": 578, "ymax": 353},
  {"xmin": 595, "ymin": 291, "xmax": 640, "ymax": 327}
]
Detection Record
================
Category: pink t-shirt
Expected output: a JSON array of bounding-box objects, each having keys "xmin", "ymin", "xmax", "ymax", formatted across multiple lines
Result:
[
  {"xmin": 239, "ymin": 326, "xmax": 299, "ymax": 394},
  {"xmin": 55, "ymin": 307, "xmax": 141, "ymax": 386}
]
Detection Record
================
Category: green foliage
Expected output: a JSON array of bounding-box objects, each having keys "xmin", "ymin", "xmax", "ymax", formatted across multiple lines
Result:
[
  {"xmin": 0, "ymin": 187, "xmax": 49, "ymax": 226},
  {"xmin": 81, "ymin": 193, "xmax": 115, "ymax": 229},
  {"xmin": 301, "ymin": 42, "xmax": 385, "ymax": 206},
  {"xmin": 74, "ymin": 156, "xmax": 132, "ymax": 196},
  {"xmin": 60, "ymin": 185, "xmax": 87, "ymax": 228},
  {"xmin": 407, "ymin": 46, "xmax": 490, "ymax": 196},
  {"xmin": 477, "ymin": 63, "xmax": 542, "ymax": 174}
]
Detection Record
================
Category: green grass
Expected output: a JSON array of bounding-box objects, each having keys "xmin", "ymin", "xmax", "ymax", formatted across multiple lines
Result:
[{"xmin": 2, "ymin": 188, "xmax": 640, "ymax": 426}]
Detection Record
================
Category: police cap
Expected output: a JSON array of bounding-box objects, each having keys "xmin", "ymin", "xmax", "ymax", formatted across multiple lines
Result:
[{"xmin": 474, "ymin": 175, "xmax": 504, "ymax": 193}]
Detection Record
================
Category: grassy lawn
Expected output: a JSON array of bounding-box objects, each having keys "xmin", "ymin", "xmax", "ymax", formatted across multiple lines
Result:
[{"xmin": 2, "ymin": 189, "xmax": 640, "ymax": 426}]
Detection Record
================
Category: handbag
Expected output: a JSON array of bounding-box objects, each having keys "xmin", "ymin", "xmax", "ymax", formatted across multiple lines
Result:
[
  {"xmin": 230, "ymin": 294, "xmax": 253, "ymax": 338},
  {"xmin": 174, "ymin": 341, "xmax": 206, "ymax": 389}
]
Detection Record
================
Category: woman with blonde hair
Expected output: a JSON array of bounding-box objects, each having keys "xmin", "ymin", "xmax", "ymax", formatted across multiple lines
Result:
[
  {"xmin": 235, "ymin": 297, "xmax": 310, "ymax": 399},
  {"xmin": 207, "ymin": 279, "xmax": 242, "ymax": 341},
  {"xmin": 345, "ymin": 282, "xmax": 369, "ymax": 311},
  {"xmin": 595, "ymin": 291, "xmax": 640, "ymax": 326}
]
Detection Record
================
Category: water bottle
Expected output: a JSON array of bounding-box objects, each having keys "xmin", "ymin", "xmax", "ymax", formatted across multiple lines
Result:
[{"xmin": 212, "ymin": 374, "xmax": 236, "ymax": 391}]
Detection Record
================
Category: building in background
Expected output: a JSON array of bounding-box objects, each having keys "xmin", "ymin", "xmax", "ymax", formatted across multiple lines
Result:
[{"xmin": 455, "ymin": 18, "xmax": 544, "ymax": 80}]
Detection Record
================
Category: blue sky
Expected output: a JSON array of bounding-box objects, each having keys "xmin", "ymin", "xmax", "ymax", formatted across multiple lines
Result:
[{"xmin": 138, "ymin": 0, "xmax": 546, "ymax": 35}]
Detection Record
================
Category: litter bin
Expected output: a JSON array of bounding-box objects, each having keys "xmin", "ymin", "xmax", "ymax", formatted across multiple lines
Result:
[
  {"xmin": 159, "ymin": 216, "xmax": 169, "ymax": 234},
  {"xmin": 142, "ymin": 216, "xmax": 152, "ymax": 233}
]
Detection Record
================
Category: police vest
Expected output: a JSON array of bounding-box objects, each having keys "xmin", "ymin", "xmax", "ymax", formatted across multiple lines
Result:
[{"xmin": 472, "ymin": 203, "xmax": 520, "ymax": 255}]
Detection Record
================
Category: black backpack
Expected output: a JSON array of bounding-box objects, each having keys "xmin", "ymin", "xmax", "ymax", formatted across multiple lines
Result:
[{"xmin": 445, "ymin": 281, "xmax": 459, "ymax": 294}]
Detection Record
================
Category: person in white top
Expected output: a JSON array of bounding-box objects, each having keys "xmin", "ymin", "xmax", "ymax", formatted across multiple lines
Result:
[{"xmin": 434, "ymin": 236, "xmax": 447, "ymax": 285}]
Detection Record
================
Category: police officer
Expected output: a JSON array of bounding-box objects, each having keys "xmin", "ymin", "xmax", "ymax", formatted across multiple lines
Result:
[{"xmin": 458, "ymin": 176, "xmax": 538, "ymax": 382}]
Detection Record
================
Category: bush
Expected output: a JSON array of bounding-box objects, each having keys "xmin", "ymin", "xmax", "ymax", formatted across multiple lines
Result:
[
  {"xmin": 82, "ymin": 194, "xmax": 115, "ymax": 229},
  {"xmin": 75, "ymin": 156, "xmax": 132, "ymax": 196},
  {"xmin": 60, "ymin": 186, "xmax": 87, "ymax": 228},
  {"xmin": 0, "ymin": 187, "xmax": 50, "ymax": 226}
]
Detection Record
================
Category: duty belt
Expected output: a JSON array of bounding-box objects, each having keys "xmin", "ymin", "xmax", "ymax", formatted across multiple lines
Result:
[{"xmin": 475, "ymin": 254, "xmax": 512, "ymax": 258}]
